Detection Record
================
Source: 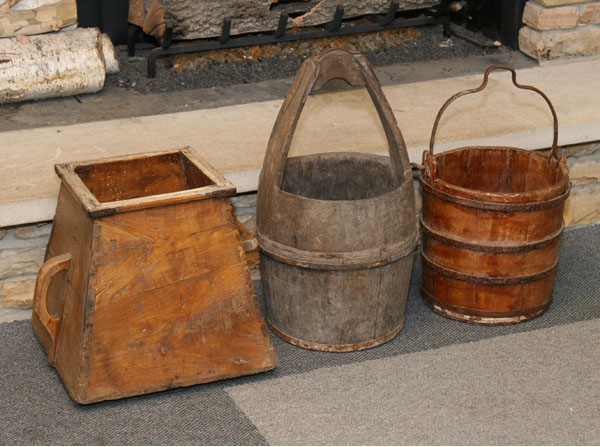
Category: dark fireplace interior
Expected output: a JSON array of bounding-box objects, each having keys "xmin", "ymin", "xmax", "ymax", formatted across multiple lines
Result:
[
  {"xmin": 447, "ymin": 0, "xmax": 527, "ymax": 49},
  {"xmin": 76, "ymin": 0, "xmax": 527, "ymax": 50}
]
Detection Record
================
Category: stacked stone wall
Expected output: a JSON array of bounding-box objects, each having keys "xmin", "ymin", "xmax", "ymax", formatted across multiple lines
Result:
[{"xmin": 520, "ymin": 0, "xmax": 600, "ymax": 61}]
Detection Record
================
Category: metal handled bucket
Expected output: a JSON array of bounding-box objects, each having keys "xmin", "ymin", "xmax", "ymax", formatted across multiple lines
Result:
[
  {"xmin": 257, "ymin": 49, "xmax": 418, "ymax": 351},
  {"xmin": 419, "ymin": 65, "xmax": 570, "ymax": 325}
]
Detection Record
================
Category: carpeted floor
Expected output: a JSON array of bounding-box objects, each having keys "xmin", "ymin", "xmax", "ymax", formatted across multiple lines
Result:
[
  {"xmin": 229, "ymin": 319, "xmax": 600, "ymax": 445},
  {"xmin": 0, "ymin": 224, "xmax": 598, "ymax": 445}
]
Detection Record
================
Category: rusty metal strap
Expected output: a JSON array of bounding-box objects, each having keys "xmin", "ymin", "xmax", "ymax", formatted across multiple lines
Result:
[
  {"xmin": 420, "ymin": 218, "xmax": 565, "ymax": 253},
  {"xmin": 257, "ymin": 230, "xmax": 418, "ymax": 271},
  {"xmin": 420, "ymin": 178, "xmax": 571, "ymax": 212},
  {"xmin": 421, "ymin": 250, "xmax": 558, "ymax": 285}
]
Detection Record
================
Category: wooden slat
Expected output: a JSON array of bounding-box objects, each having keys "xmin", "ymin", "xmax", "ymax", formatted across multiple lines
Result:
[
  {"xmin": 93, "ymin": 224, "xmax": 244, "ymax": 305},
  {"xmin": 86, "ymin": 262, "xmax": 275, "ymax": 402},
  {"xmin": 32, "ymin": 184, "xmax": 95, "ymax": 400},
  {"xmin": 94, "ymin": 198, "xmax": 233, "ymax": 252}
]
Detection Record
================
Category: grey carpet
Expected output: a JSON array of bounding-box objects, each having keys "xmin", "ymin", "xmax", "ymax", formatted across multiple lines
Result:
[
  {"xmin": 0, "ymin": 224, "xmax": 598, "ymax": 445},
  {"xmin": 0, "ymin": 321, "xmax": 267, "ymax": 445},
  {"xmin": 240, "ymin": 223, "xmax": 600, "ymax": 381},
  {"xmin": 227, "ymin": 319, "xmax": 600, "ymax": 445}
]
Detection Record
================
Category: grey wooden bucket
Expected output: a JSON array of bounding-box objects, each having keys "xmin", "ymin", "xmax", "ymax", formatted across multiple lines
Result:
[{"xmin": 257, "ymin": 49, "xmax": 417, "ymax": 352}]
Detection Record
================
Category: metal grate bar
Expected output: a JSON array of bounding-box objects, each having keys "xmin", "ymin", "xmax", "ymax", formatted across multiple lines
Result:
[{"xmin": 128, "ymin": 3, "xmax": 448, "ymax": 78}]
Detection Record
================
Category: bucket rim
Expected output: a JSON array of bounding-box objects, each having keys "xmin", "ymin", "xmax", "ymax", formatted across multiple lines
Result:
[
  {"xmin": 421, "ymin": 145, "xmax": 570, "ymax": 205},
  {"xmin": 272, "ymin": 152, "xmax": 413, "ymax": 205}
]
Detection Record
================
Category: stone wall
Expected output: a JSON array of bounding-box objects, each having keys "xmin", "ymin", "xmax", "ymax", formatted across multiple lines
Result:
[
  {"xmin": 0, "ymin": 223, "xmax": 50, "ymax": 311},
  {"xmin": 563, "ymin": 141, "xmax": 600, "ymax": 226},
  {"xmin": 519, "ymin": 0, "xmax": 600, "ymax": 61},
  {"xmin": 1, "ymin": 142, "xmax": 598, "ymax": 319}
]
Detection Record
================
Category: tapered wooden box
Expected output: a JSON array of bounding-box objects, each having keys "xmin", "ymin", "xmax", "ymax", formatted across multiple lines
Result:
[{"xmin": 32, "ymin": 149, "xmax": 276, "ymax": 404}]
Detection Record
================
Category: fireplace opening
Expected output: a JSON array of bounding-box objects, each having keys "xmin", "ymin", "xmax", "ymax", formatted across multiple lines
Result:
[
  {"xmin": 447, "ymin": 0, "xmax": 527, "ymax": 49},
  {"xmin": 101, "ymin": 0, "xmax": 537, "ymax": 94}
]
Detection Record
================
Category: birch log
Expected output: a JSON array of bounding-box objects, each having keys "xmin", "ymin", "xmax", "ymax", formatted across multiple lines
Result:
[
  {"xmin": 101, "ymin": 33, "xmax": 120, "ymax": 74},
  {"xmin": 0, "ymin": 0, "xmax": 67, "ymax": 13},
  {"xmin": 0, "ymin": 28, "xmax": 118, "ymax": 103},
  {"xmin": 0, "ymin": 0, "xmax": 76, "ymax": 37},
  {"xmin": 0, "ymin": 0, "xmax": 20, "ymax": 12},
  {"xmin": 11, "ymin": 0, "xmax": 60, "ymax": 10}
]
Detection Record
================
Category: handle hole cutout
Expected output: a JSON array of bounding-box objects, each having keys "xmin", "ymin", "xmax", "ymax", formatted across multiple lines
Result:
[{"xmin": 281, "ymin": 87, "xmax": 395, "ymax": 201}]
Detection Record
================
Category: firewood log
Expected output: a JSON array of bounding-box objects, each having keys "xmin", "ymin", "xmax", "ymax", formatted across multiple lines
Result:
[
  {"xmin": 0, "ymin": 28, "xmax": 118, "ymax": 104},
  {"xmin": 101, "ymin": 33, "xmax": 120, "ymax": 74},
  {"xmin": 128, "ymin": 0, "xmax": 145, "ymax": 27},
  {"xmin": 12, "ymin": 0, "xmax": 61, "ymax": 10},
  {"xmin": 0, "ymin": 0, "xmax": 76, "ymax": 37},
  {"xmin": 0, "ymin": 0, "xmax": 20, "ymax": 12},
  {"xmin": 142, "ymin": 0, "xmax": 165, "ymax": 37},
  {"xmin": 159, "ymin": 0, "xmax": 439, "ymax": 40}
]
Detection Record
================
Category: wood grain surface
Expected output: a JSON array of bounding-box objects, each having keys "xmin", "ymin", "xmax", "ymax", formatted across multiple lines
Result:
[
  {"xmin": 32, "ymin": 151, "xmax": 276, "ymax": 404},
  {"xmin": 419, "ymin": 68, "xmax": 570, "ymax": 325},
  {"xmin": 257, "ymin": 50, "xmax": 417, "ymax": 351}
]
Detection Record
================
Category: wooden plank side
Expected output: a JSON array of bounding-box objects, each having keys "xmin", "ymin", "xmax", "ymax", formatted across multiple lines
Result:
[
  {"xmin": 474, "ymin": 283, "xmax": 524, "ymax": 313},
  {"xmin": 92, "ymin": 224, "xmax": 245, "ymax": 306},
  {"xmin": 85, "ymin": 262, "xmax": 275, "ymax": 402},
  {"xmin": 94, "ymin": 198, "xmax": 233, "ymax": 253},
  {"xmin": 423, "ymin": 237, "xmax": 559, "ymax": 277},
  {"xmin": 421, "ymin": 192, "xmax": 480, "ymax": 240},
  {"xmin": 42, "ymin": 184, "xmax": 94, "ymax": 400},
  {"xmin": 520, "ymin": 275, "xmax": 556, "ymax": 310}
]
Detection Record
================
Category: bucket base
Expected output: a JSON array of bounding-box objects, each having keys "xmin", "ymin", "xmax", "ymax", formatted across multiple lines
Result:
[
  {"xmin": 268, "ymin": 319, "xmax": 404, "ymax": 352},
  {"xmin": 423, "ymin": 290, "xmax": 551, "ymax": 325}
]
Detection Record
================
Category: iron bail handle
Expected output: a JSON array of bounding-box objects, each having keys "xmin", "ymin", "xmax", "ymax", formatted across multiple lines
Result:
[
  {"xmin": 428, "ymin": 65, "xmax": 561, "ymax": 163},
  {"xmin": 262, "ymin": 48, "xmax": 411, "ymax": 192}
]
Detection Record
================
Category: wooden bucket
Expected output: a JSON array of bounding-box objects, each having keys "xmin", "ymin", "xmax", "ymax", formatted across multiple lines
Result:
[
  {"xmin": 257, "ymin": 49, "xmax": 418, "ymax": 352},
  {"xmin": 419, "ymin": 66, "xmax": 570, "ymax": 325},
  {"xmin": 32, "ymin": 149, "xmax": 276, "ymax": 404}
]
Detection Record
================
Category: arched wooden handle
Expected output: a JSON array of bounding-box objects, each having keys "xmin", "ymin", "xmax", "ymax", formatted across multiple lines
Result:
[
  {"xmin": 311, "ymin": 49, "xmax": 370, "ymax": 90},
  {"xmin": 33, "ymin": 253, "xmax": 71, "ymax": 364},
  {"xmin": 261, "ymin": 48, "xmax": 411, "ymax": 193},
  {"xmin": 428, "ymin": 65, "xmax": 560, "ymax": 163}
]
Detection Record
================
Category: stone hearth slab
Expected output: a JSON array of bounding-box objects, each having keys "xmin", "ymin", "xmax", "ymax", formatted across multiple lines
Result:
[{"xmin": 1, "ymin": 59, "xmax": 599, "ymax": 227}]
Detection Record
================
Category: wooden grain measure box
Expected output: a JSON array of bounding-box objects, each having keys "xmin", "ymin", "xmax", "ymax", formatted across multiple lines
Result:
[{"xmin": 32, "ymin": 149, "xmax": 276, "ymax": 404}]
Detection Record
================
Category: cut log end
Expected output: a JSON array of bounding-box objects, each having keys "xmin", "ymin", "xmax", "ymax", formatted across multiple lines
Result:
[{"xmin": 101, "ymin": 33, "xmax": 120, "ymax": 74}]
